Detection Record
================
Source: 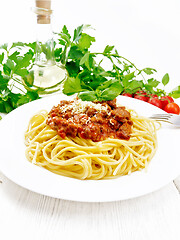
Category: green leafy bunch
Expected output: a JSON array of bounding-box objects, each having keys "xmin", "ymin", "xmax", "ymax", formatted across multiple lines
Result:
[
  {"xmin": 0, "ymin": 24, "xmax": 180, "ymax": 115},
  {"xmin": 0, "ymin": 42, "xmax": 39, "ymax": 113},
  {"xmin": 55, "ymin": 24, "xmax": 180, "ymax": 101}
]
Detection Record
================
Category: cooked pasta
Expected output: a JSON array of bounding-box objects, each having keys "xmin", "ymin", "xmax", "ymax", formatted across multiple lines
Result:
[{"xmin": 24, "ymin": 106, "xmax": 158, "ymax": 180}]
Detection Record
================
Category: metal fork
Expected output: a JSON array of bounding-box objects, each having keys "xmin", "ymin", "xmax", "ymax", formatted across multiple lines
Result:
[{"xmin": 149, "ymin": 113, "xmax": 180, "ymax": 127}]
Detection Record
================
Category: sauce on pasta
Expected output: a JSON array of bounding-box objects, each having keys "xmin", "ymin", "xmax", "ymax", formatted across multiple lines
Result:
[{"xmin": 46, "ymin": 99, "xmax": 133, "ymax": 142}]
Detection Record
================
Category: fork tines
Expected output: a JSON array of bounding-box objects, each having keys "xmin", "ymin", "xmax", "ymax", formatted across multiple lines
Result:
[{"xmin": 150, "ymin": 113, "xmax": 173, "ymax": 120}]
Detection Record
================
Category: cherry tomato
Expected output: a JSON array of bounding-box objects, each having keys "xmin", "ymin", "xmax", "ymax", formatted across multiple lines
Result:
[
  {"xmin": 122, "ymin": 93, "xmax": 133, "ymax": 97},
  {"xmin": 160, "ymin": 96, "xmax": 174, "ymax": 109},
  {"xmin": 148, "ymin": 98, "xmax": 163, "ymax": 109},
  {"xmin": 134, "ymin": 91, "xmax": 149, "ymax": 102},
  {"xmin": 149, "ymin": 94, "xmax": 158, "ymax": 98},
  {"xmin": 164, "ymin": 102, "xmax": 180, "ymax": 114}
]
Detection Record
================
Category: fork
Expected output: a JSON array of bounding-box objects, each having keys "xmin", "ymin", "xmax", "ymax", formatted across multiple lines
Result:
[{"xmin": 149, "ymin": 113, "xmax": 180, "ymax": 127}]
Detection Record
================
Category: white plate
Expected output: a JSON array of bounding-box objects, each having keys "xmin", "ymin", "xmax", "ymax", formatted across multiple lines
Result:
[{"xmin": 0, "ymin": 94, "xmax": 180, "ymax": 202}]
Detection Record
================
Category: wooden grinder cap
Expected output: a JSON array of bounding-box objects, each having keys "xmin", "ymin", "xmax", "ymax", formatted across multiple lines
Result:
[{"xmin": 36, "ymin": 0, "xmax": 52, "ymax": 24}]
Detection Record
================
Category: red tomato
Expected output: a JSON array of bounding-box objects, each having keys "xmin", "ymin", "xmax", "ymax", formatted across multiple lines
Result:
[
  {"xmin": 134, "ymin": 91, "xmax": 149, "ymax": 102},
  {"xmin": 122, "ymin": 93, "xmax": 133, "ymax": 97},
  {"xmin": 164, "ymin": 102, "xmax": 180, "ymax": 114},
  {"xmin": 148, "ymin": 98, "xmax": 163, "ymax": 109},
  {"xmin": 160, "ymin": 96, "xmax": 174, "ymax": 109},
  {"xmin": 149, "ymin": 94, "xmax": 158, "ymax": 98}
]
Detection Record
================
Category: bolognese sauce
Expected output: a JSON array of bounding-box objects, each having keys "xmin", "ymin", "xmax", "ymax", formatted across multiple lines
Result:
[{"xmin": 46, "ymin": 98, "xmax": 133, "ymax": 142}]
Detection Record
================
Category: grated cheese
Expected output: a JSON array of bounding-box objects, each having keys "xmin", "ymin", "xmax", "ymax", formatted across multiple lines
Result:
[{"xmin": 60, "ymin": 99, "xmax": 109, "ymax": 114}]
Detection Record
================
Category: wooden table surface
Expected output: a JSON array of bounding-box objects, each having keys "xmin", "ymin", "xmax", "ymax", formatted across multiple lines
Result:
[{"xmin": 0, "ymin": 171, "xmax": 180, "ymax": 240}]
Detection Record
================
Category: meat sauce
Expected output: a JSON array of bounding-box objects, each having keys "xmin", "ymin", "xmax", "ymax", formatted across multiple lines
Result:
[{"xmin": 46, "ymin": 98, "xmax": 133, "ymax": 142}]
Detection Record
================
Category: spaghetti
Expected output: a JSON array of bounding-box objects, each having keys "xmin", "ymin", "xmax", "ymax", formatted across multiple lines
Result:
[{"xmin": 24, "ymin": 100, "xmax": 158, "ymax": 180}]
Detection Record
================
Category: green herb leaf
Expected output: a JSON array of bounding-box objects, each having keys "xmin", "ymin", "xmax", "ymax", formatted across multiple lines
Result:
[
  {"xmin": 147, "ymin": 78, "xmax": 160, "ymax": 87},
  {"xmin": 142, "ymin": 68, "xmax": 157, "ymax": 75},
  {"xmin": 0, "ymin": 43, "xmax": 8, "ymax": 51},
  {"xmin": 62, "ymin": 25, "xmax": 71, "ymax": 39},
  {"xmin": 169, "ymin": 86, "xmax": 180, "ymax": 98},
  {"xmin": 103, "ymin": 45, "xmax": 114, "ymax": 54},
  {"xmin": 162, "ymin": 73, "xmax": 169, "ymax": 86},
  {"xmin": 0, "ymin": 52, "xmax": 4, "ymax": 64},
  {"xmin": 80, "ymin": 52, "xmax": 90, "ymax": 69},
  {"xmin": 0, "ymin": 72, "xmax": 10, "ymax": 90},
  {"xmin": 16, "ymin": 91, "xmax": 39, "ymax": 106},
  {"xmin": 25, "ymin": 42, "xmax": 36, "ymax": 52},
  {"xmin": 5, "ymin": 59, "xmax": 15, "ymax": 71},
  {"xmin": 100, "ymin": 83, "xmax": 123, "ymax": 101},
  {"xmin": 68, "ymin": 46, "xmax": 84, "ymax": 60},
  {"xmin": 78, "ymin": 33, "xmax": 95, "ymax": 50},
  {"xmin": 73, "ymin": 25, "xmax": 84, "ymax": 42},
  {"xmin": 58, "ymin": 32, "xmax": 71, "ymax": 45},
  {"xmin": 10, "ymin": 42, "xmax": 25, "ymax": 49},
  {"xmin": 78, "ymin": 91, "xmax": 97, "ymax": 101},
  {"xmin": 54, "ymin": 48, "xmax": 62, "ymax": 62},
  {"xmin": 15, "ymin": 68, "xmax": 29, "ymax": 77},
  {"xmin": 97, "ymin": 79, "xmax": 119, "ymax": 90},
  {"xmin": 23, "ymin": 70, "xmax": 34, "ymax": 87},
  {"xmin": 66, "ymin": 61, "xmax": 80, "ymax": 77},
  {"xmin": 3, "ymin": 101, "xmax": 13, "ymax": 113},
  {"xmin": 63, "ymin": 77, "xmax": 82, "ymax": 95},
  {"xmin": 15, "ymin": 50, "xmax": 34, "ymax": 68},
  {"xmin": 124, "ymin": 72, "xmax": 135, "ymax": 81},
  {"xmin": 9, "ymin": 51, "xmax": 20, "ymax": 62},
  {"xmin": 127, "ymin": 80, "xmax": 143, "ymax": 91}
]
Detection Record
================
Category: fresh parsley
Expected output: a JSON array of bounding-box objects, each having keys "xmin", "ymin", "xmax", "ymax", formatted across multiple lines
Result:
[
  {"xmin": 0, "ymin": 42, "xmax": 39, "ymax": 113},
  {"xmin": 55, "ymin": 25, "xmax": 180, "ymax": 101},
  {"xmin": 0, "ymin": 24, "xmax": 180, "ymax": 115}
]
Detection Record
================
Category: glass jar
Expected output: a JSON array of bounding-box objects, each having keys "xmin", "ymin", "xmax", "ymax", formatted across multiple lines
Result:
[{"xmin": 23, "ymin": 2, "xmax": 67, "ymax": 95}]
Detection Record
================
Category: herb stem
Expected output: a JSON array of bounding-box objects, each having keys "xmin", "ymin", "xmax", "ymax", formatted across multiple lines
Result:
[
  {"xmin": 107, "ymin": 55, "xmax": 121, "ymax": 81},
  {"xmin": 91, "ymin": 52, "xmax": 146, "ymax": 82},
  {"xmin": 12, "ymin": 84, "xmax": 25, "ymax": 94},
  {"xmin": 12, "ymin": 77, "xmax": 24, "ymax": 86},
  {"xmin": 112, "ymin": 54, "xmax": 147, "ymax": 82}
]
